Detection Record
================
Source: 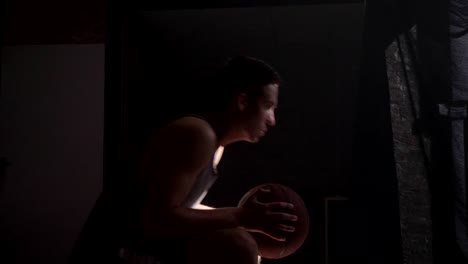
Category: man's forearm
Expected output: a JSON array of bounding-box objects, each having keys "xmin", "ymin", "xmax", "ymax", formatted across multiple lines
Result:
[{"xmin": 142, "ymin": 206, "xmax": 246, "ymax": 238}]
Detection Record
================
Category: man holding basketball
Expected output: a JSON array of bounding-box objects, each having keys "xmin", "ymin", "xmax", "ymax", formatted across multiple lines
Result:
[{"xmin": 71, "ymin": 56, "xmax": 298, "ymax": 264}]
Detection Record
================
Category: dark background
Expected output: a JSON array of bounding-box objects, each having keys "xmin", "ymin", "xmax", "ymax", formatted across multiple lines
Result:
[
  {"xmin": 1, "ymin": 0, "xmax": 460, "ymax": 263},
  {"xmin": 119, "ymin": 4, "xmax": 364, "ymax": 264}
]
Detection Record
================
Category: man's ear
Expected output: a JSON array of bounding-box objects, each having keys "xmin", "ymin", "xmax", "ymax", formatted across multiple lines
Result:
[{"xmin": 236, "ymin": 93, "xmax": 249, "ymax": 111}]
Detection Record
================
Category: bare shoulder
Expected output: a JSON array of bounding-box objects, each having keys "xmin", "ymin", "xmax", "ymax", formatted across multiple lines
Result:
[
  {"xmin": 149, "ymin": 116, "xmax": 218, "ymax": 154},
  {"xmin": 170, "ymin": 116, "xmax": 216, "ymax": 143},
  {"xmin": 172, "ymin": 116, "xmax": 215, "ymax": 134}
]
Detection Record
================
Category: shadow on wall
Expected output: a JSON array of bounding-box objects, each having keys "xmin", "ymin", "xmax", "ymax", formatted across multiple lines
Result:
[{"xmin": 0, "ymin": 44, "xmax": 104, "ymax": 264}]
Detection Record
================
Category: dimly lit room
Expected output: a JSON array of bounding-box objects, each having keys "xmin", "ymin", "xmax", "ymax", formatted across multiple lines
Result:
[{"xmin": 1, "ymin": 0, "xmax": 466, "ymax": 264}]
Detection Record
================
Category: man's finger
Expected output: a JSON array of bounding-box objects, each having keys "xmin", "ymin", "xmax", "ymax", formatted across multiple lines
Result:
[{"xmin": 277, "ymin": 224, "xmax": 295, "ymax": 233}]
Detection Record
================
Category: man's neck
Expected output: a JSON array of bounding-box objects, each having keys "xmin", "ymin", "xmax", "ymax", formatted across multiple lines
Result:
[{"xmin": 204, "ymin": 112, "xmax": 243, "ymax": 147}]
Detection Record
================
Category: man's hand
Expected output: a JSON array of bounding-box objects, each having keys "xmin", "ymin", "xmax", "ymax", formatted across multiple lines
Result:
[{"xmin": 238, "ymin": 187, "xmax": 298, "ymax": 241}]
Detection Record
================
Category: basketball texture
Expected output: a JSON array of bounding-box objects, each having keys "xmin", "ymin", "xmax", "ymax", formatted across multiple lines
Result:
[{"xmin": 238, "ymin": 183, "xmax": 309, "ymax": 259}]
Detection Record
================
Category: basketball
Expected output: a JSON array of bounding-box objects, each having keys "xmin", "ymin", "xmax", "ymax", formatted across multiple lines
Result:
[{"xmin": 238, "ymin": 183, "xmax": 310, "ymax": 259}]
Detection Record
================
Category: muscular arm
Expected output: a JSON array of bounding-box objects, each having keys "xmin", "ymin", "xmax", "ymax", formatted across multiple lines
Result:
[{"xmin": 138, "ymin": 118, "xmax": 245, "ymax": 238}]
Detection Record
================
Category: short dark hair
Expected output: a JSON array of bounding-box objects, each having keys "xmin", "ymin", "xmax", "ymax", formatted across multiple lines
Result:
[{"xmin": 205, "ymin": 56, "xmax": 281, "ymax": 111}]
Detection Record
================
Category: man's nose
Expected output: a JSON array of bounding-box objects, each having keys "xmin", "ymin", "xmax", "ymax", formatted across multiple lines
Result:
[{"xmin": 267, "ymin": 113, "xmax": 276, "ymax": 127}]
